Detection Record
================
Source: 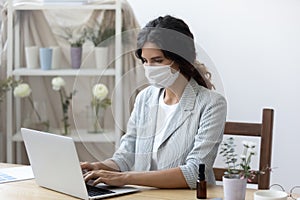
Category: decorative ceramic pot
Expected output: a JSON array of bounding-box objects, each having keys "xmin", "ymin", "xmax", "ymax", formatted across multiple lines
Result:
[
  {"xmin": 223, "ymin": 175, "xmax": 247, "ymax": 200},
  {"xmin": 70, "ymin": 47, "xmax": 82, "ymax": 69},
  {"xmin": 94, "ymin": 46, "xmax": 108, "ymax": 69},
  {"xmin": 39, "ymin": 47, "xmax": 52, "ymax": 70}
]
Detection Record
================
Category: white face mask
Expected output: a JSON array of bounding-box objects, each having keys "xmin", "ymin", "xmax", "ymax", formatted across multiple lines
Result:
[{"xmin": 144, "ymin": 61, "xmax": 179, "ymax": 88}]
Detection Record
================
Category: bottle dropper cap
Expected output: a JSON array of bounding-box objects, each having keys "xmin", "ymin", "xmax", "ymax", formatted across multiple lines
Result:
[{"xmin": 199, "ymin": 164, "xmax": 205, "ymax": 181}]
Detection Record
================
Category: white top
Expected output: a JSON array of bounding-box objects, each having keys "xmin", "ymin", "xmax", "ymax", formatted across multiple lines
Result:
[{"xmin": 151, "ymin": 90, "xmax": 178, "ymax": 170}]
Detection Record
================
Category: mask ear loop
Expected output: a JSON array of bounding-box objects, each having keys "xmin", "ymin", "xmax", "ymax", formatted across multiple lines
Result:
[
  {"xmin": 169, "ymin": 61, "xmax": 180, "ymax": 74},
  {"xmin": 290, "ymin": 186, "xmax": 300, "ymax": 200},
  {"xmin": 169, "ymin": 61, "xmax": 175, "ymax": 66}
]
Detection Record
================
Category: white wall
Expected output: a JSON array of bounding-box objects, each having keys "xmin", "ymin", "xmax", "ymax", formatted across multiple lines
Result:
[{"xmin": 127, "ymin": 0, "xmax": 300, "ymax": 189}]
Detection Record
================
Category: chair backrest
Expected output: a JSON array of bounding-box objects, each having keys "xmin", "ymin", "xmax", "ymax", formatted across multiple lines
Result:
[{"xmin": 213, "ymin": 108, "xmax": 274, "ymax": 189}]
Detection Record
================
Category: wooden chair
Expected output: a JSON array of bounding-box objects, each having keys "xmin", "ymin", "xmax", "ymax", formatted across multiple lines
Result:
[{"xmin": 213, "ymin": 108, "xmax": 274, "ymax": 189}]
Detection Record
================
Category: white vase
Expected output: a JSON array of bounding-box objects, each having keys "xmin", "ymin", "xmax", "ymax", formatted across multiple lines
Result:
[
  {"xmin": 94, "ymin": 47, "xmax": 108, "ymax": 70},
  {"xmin": 50, "ymin": 46, "xmax": 61, "ymax": 69},
  {"xmin": 223, "ymin": 175, "xmax": 247, "ymax": 200},
  {"xmin": 25, "ymin": 46, "xmax": 39, "ymax": 69}
]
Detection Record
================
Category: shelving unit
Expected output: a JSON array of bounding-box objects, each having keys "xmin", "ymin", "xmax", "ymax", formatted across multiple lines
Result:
[
  {"xmin": 12, "ymin": 68, "xmax": 116, "ymax": 76},
  {"xmin": 6, "ymin": 1, "xmax": 123, "ymax": 163},
  {"xmin": 12, "ymin": 129, "xmax": 115, "ymax": 143}
]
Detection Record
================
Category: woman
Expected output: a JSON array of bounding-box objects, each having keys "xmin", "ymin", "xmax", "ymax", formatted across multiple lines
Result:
[{"xmin": 81, "ymin": 15, "xmax": 227, "ymax": 189}]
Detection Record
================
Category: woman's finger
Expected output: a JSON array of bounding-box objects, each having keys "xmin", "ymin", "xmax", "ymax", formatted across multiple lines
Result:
[
  {"xmin": 80, "ymin": 162, "xmax": 92, "ymax": 170},
  {"xmin": 83, "ymin": 171, "xmax": 90, "ymax": 178},
  {"xmin": 92, "ymin": 177, "xmax": 106, "ymax": 186},
  {"xmin": 84, "ymin": 171, "xmax": 97, "ymax": 182}
]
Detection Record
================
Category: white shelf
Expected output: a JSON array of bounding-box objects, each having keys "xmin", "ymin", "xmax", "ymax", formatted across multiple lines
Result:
[
  {"xmin": 6, "ymin": 0, "xmax": 123, "ymax": 163},
  {"xmin": 12, "ymin": 68, "xmax": 116, "ymax": 76},
  {"xmin": 12, "ymin": 3, "xmax": 116, "ymax": 11},
  {"xmin": 12, "ymin": 129, "xmax": 115, "ymax": 143}
]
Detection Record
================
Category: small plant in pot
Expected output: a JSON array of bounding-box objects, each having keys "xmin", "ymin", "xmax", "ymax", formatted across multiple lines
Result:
[
  {"xmin": 86, "ymin": 26, "xmax": 115, "ymax": 69},
  {"xmin": 219, "ymin": 137, "xmax": 270, "ymax": 200},
  {"xmin": 14, "ymin": 82, "xmax": 49, "ymax": 132},
  {"xmin": 86, "ymin": 27, "xmax": 115, "ymax": 47},
  {"xmin": 59, "ymin": 26, "xmax": 86, "ymax": 69},
  {"xmin": 88, "ymin": 83, "xmax": 111, "ymax": 133},
  {"xmin": 60, "ymin": 26, "xmax": 86, "ymax": 48},
  {"xmin": 220, "ymin": 137, "xmax": 267, "ymax": 180}
]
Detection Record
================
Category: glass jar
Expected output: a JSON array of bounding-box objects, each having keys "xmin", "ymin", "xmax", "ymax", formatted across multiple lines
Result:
[
  {"xmin": 23, "ymin": 101, "xmax": 49, "ymax": 132},
  {"xmin": 87, "ymin": 105, "xmax": 105, "ymax": 133}
]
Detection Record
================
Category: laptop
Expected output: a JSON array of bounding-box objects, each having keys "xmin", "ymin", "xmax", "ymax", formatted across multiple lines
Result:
[{"xmin": 21, "ymin": 128, "xmax": 139, "ymax": 200}]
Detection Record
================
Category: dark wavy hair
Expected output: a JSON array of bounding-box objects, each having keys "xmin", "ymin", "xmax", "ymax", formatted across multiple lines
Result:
[{"xmin": 135, "ymin": 15, "xmax": 212, "ymax": 89}]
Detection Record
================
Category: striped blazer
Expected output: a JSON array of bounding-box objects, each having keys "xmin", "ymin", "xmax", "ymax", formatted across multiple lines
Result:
[{"xmin": 111, "ymin": 78, "xmax": 227, "ymax": 188}]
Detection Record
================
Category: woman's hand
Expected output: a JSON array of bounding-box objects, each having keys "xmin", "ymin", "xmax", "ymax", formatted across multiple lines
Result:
[
  {"xmin": 82, "ymin": 167, "xmax": 188, "ymax": 188},
  {"xmin": 83, "ymin": 170, "xmax": 128, "ymax": 187},
  {"xmin": 80, "ymin": 160, "xmax": 120, "ymax": 172},
  {"xmin": 80, "ymin": 162, "xmax": 100, "ymax": 171}
]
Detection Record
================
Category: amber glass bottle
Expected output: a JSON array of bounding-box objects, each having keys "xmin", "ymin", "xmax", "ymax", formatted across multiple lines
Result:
[{"xmin": 196, "ymin": 164, "xmax": 207, "ymax": 199}]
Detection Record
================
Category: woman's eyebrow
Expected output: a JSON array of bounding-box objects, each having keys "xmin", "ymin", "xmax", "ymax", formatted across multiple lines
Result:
[
  {"xmin": 141, "ymin": 56, "xmax": 163, "ymax": 61},
  {"xmin": 150, "ymin": 56, "xmax": 163, "ymax": 60}
]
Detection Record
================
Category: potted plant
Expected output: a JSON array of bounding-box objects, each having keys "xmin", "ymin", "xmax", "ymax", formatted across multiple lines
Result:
[
  {"xmin": 86, "ymin": 27, "xmax": 115, "ymax": 47},
  {"xmin": 88, "ymin": 83, "xmax": 111, "ymax": 133},
  {"xmin": 51, "ymin": 77, "xmax": 76, "ymax": 135},
  {"xmin": 219, "ymin": 137, "xmax": 269, "ymax": 200},
  {"xmin": 13, "ymin": 82, "xmax": 49, "ymax": 132},
  {"xmin": 86, "ymin": 26, "xmax": 115, "ymax": 69},
  {"xmin": 60, "ymin": 27, "xmax": 86, "ymax": 69}
]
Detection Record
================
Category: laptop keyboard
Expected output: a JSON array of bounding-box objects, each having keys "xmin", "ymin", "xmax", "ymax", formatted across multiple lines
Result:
[{"xmin": 86, "ymin": 184, "xmax": 115, "ymax": 197}]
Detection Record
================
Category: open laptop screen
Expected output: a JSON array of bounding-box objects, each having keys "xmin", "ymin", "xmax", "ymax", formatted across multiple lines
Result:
[{"xmin": 21, "ymin": 128, "xmax": 138, "ymax": 199}]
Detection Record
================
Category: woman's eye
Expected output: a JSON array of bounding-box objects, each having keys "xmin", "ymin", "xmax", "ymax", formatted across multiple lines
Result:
[{"xmin": 154, "ymin": 60, "xmax": 163, "ymax": 63}]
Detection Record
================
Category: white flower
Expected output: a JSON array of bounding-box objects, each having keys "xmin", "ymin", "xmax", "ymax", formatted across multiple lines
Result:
[
  {"xmin": 242, "ymin": 141, "xmax": 256, "ymax": 148},
  {"xmin": 242, "ymin": 141, "xmax": 249, "ymax": 147},
  {"xmin": 92, "ymin": 83, "xmax": 108, "ymax": 101},
  {"xmin": 240, "ymin": 154, "xmax": 246, "ymax": 159},
  {"xmin": 249, "ymin": 149, "xmax": 256, "ymax": 155},
  {"xmin": 68, "ymin": 38, "xmax": 76, "ymax": 44},
  {"xmin": 248, "ymin": 141, "xmax": 256, "ymax": 148},
  {"xmin": 51, "ymin": 77, "xmax": 65, "ymax": 91},
  {"xmin": 13, "ymin": 83, "xmax": 32, "ymax": 98}
]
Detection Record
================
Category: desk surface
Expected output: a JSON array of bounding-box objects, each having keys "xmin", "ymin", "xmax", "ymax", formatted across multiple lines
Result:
[{"xmin": 0, "ymin": 163, "xmax": 256, "ymax": 200}]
